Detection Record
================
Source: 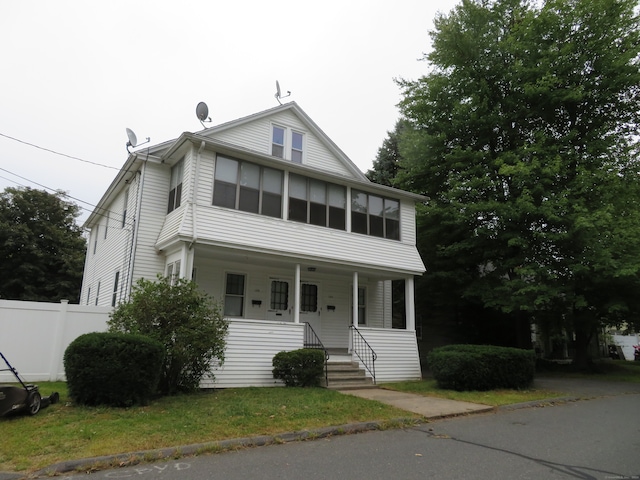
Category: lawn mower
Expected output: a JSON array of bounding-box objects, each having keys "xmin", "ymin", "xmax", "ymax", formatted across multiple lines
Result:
[{"xmin": 0, "ymin": 351, "xmax": 59, "ymax": 417}]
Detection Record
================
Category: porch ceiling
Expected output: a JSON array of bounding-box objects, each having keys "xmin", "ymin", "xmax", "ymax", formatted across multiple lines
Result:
[{"xmin": 192, "ymin": 243, "xmax": 409, "ymax": 280}]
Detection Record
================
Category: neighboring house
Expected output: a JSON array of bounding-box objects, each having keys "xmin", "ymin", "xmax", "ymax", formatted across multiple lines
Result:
[{"xmin": 80, "ymin": 102, "xmax": 426, "ymax": 387}]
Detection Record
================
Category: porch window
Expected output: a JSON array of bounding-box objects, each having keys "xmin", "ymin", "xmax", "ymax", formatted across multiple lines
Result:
[
  {"xmin": 351, "ymin": 190, "xmax": 400, "ymax": 240},
  {"xmin": 357, "ymin": 286, "xmax": 366, "ymax": 325},
  {"xmin": 224, "ymin": 273, "xmax": 245, "ymax": 317},
  {"xmin": 288, "ymin": 174, "xmax": 346, "ymax": 230},
  {"xmin": 270, "ymin": 280, "xmax": 288, "ymax": 310},
  {"xmin": 166, "ymin": 260, "xmax": 181, "ymax": 286},
  {"xmin": 301, "ymin": 283, "xmax": 318, "ymax": 312},
  {"xmin": 213, "ymin": 156, "xmax": 283, "ymax": 218},
  {"xmin": 168, "ymin": 159, "xmax": 184, "ymax": 213}
]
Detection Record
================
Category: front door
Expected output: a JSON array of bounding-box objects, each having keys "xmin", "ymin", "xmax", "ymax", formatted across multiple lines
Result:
[
  {"xmin": 300, "ymin": 282, "xmax": 322, "ymax": 338},
  {"xmin": 266, "ymin": 279, "xmax": 292, "ymax": 322}
]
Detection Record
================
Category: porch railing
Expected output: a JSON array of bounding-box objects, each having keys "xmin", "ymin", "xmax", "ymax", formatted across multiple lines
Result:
[
  {"xmin": 349, "ymin": 325, "xmax": 377, "ymax": 385},
  {"xmin": 303, "ymin": 322, "xmax": 330, "ymax": 387}
]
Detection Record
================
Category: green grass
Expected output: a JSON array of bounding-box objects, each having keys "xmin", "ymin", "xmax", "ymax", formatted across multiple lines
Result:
[
  {"xmin": 381, "ymin": 379, "xmax": 564, "ymax": 406},
  {"xmin": 3, "ymin": 362, "xmax": 638, "ymax": 474},
  {"xmin": 538, "ymin": 359, "xmax": 640, "ymax": 382},
  {"xmin": 0, "ymin": 383, "xmax": 415, "ymax": 473}
]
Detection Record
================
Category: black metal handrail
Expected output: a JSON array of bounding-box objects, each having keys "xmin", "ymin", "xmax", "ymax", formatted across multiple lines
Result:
[
  {"xmin": 349, "ymin": 325, "xmax": 377, "ymax": 384},
  {"xmin": 303, "ymin": 322, "xmax": 330, "ymax": 387}
]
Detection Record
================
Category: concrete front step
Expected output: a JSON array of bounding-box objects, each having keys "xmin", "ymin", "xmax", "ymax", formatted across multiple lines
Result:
[{"xmin": 324, "ymin": 361, "xmax": 374, "ymax": 389}]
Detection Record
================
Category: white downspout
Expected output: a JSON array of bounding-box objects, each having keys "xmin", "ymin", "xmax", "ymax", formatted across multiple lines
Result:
[{"xmin": 127, "ymin": 161, "xmax": 145, "ymax": 298}]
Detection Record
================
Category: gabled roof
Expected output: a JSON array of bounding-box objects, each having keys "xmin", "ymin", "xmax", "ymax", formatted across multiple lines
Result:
[
  {"xmin": 85, "ymin": 102, "xmax": 425, "ymax": 228},
  {"xmin": 193, "ymin": 101, "xmax": 369, "ymax": 181}
]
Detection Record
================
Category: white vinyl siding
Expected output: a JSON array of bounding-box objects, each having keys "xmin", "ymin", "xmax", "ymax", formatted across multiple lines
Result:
[
  {"xmin": 187, "ymin": 204, "xmax": 424, "ymax": 275},
  {"xmin": 352, "ymin": 327, "xmax": 421, "ymax": 383},
  {"xmin": 80, "ymin": 181, "xmax": 140, "ymax": 307},
  {"xmin": 207, "ymin": 110, "xmax": 355, "ymax": 178},
  {"xmin": 203, "ymin": 319, "xmax": 304, "ymax": 388}
]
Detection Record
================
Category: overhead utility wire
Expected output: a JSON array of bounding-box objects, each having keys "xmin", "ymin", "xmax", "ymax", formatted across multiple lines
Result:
[
  {"xmin": 0, "ymin": 166, "xmax": 135, "ymax": 229},
  {"xmin": 0, "ymin": 132, "xmax": 121, "ymax": 170}
]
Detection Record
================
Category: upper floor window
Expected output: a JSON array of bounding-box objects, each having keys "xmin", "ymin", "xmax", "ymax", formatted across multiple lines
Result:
[
  {"xmin": 167, "ymin": 159, "xmax": 184, "ymax": 213},
  {"xmin": 213, "ymin": 156, "xmax": 283, "ymax": 218},
  {"xmin": 111, "ymin": 271, "xmax": 120, "ymax": 307},
  {"xmin": 351, "ymin": 190, "xmax": 400, "ymax": 240},
  {"xmin": 288, "ymin": 174, "xmax": 346, "ymax": 230},
  {"xmin": 272, "ymin": 125, "xmax": 304, "ymax": 163}
]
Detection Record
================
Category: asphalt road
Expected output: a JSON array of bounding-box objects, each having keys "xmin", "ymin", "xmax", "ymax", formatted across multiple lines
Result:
[{"xmin": 59, "ymin": 391, "xmax": 640, "ymax": 480}]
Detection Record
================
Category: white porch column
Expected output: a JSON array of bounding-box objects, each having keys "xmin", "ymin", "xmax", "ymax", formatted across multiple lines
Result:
[
  {"xmin": 294, "ymin": 263, "xmax": 301, "ymax": 323},
  {"xmin": 405, "ymin": 275, "xmax": 416, "ymax": 331},
  {"xmin": 183, "ymin": 243, "xmax": 195, "ymax": 280}
]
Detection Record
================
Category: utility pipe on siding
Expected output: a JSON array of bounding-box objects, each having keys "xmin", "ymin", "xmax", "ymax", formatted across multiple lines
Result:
[
  {"xmin": 294, "ymin": 264, "xmax": 301, "ymax": 323},
  {"xmin": 127, "ymin": 160, "xmax": 146, "ymax": 299}
]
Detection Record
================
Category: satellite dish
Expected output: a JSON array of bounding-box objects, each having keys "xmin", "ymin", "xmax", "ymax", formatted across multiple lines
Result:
[
  {"xmin": 126, "ymin": 128, "xmax": 137, "ymax": 148},
  {"xmin": 196, "ymin": 101, "xmax": 212, "ymax": 127},
  {"xmin": 125, "ymin": 128, "xmax": 150, "ymax": 153},
  {"xmin": 274, "ymin": 80, "xmax": 291, "ymax": 104}
]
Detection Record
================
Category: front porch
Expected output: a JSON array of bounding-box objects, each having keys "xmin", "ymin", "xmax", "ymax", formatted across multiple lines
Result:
[{"xmin": 203, "ymin": 319, "xmax": 421, "ymax": 389}]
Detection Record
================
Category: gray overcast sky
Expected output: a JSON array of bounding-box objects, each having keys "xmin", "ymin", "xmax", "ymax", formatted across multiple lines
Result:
[{"xmin": 0, "ymin": 0, "xmax": 459, "ymax": 223}]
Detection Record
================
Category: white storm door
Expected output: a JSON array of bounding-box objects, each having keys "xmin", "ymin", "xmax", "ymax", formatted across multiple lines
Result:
[{"xmin": 266, "ymin": 279, "xmax": 292, "ymax": 322}]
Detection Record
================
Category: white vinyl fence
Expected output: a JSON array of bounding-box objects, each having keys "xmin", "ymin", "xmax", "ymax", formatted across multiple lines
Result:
[{"xmin": 0, "ymin": 299, "xmax": 111, "ymax": 382}]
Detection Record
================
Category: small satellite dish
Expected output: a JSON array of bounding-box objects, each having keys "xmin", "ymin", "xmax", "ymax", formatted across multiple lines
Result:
[
  {"xmin": 196, "ymin": 101, "xmax": 212, "ymax": 127},
  {"xmin": 126, "ymin": 128, "xmax": 138, "ymax": 148},
  {"xmin": 125, "ymin": 128, "xmax": 150, "ymax": 153},
  {"xmin": 275, "ymin": 80, "xmax": 291, "ymax": 104}
]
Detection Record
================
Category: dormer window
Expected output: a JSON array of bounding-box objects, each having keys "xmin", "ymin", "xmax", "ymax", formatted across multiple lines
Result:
[{"xmin": 272, "ymin": 125, "xmax": 304, "ymax": 163}]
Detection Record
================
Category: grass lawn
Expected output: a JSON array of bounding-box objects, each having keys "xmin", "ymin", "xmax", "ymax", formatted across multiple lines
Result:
[
  {"xmin": 2, "ymin": 360, "xmax": 638, "ymax": 474},
  {"xmin": 0, "ymin": 383, "xmax": 416, "ymax": 473},
  {"xmin": 381, "ymin": 379, "xmax": 564, "ymax": 406}
]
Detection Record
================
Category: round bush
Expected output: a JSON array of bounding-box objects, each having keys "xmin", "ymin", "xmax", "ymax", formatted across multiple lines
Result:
[
  {"xmin": 272, "ymin": 349, "xmax": 326, "ymax": 387},
  {"xmin": 64, "ymin": 332, "xmax": 165, "ymax": 406},
  {"xmin": 427, "ymin": 344, "xmax": 535, "ymax": 391}
]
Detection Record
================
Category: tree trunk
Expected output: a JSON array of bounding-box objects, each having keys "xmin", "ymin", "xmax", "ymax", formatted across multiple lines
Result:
[{"xmin": 572, "ymin": 324, "xmax": 594, "ymax": 371}]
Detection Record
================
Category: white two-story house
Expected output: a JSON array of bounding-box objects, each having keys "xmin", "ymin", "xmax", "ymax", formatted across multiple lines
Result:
[{"xmin": 80, "ymin": 102, "xmax": 426, "ymax": 387}]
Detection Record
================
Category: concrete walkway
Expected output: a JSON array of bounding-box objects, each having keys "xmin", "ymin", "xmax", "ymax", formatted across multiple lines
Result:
[{"xmin": 338, "ymin": 388, "xmax": 494, "ymax": 418}]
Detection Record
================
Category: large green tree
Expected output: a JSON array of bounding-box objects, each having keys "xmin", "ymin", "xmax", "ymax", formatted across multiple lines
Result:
[
  {"xmin": 0, "ymin": 187, "xmax": 86, "ymax": 302},
  {"xmin": 392, "ymin": 0, "xmax": 640, "ymax": 366}
]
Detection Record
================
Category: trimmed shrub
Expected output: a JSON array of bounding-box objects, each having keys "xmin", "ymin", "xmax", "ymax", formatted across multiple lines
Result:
[
  {"xmin": 272, "ymin": 349, "xmax": 326, "ymax": 387},
  {"xmin": 108, "ymin": 276, "xmax": 228, "ymax": 395},
  {"xmin": 64, "ymin": 332, "xmax": 165, "ymax": 407},
  {"xmin": 427, "ymin": 344, "xmax": 535, "ymax": 391}
]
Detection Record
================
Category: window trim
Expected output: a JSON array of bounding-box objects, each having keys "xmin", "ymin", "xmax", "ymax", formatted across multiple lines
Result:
[
  {"xmin": 213, "ymin": 155, "xmax": 283, "ymax": 218},
  {"xmin": 271, "ymin": 124, "xmax": 305, "ymax": 163},
  {"xmin": 224, "ymin": 272, "xmax": 246, "ymax": 317},
  {"xmin": 288, "ymin": 174, "xmax": 346, "ymax": 230},
  {"xmin": 167, "ymin": 159, "xmax": 184, "ymax": 214},
  {"xmin": 351, "ymin": 189, "xmax": 401, "ymax": 240}
]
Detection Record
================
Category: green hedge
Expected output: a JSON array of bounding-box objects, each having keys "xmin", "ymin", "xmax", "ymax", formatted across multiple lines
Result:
[
  {"xmin": 427, "ymin": 344, "xmax": 535, "ymax": 391},
  {"xmin": 64, "ymin": 332, "xmax": 165, "ymax": 407},
  {"xmin": 272, "ymin": 349, "xmax": 326, "ymax": 387}
]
